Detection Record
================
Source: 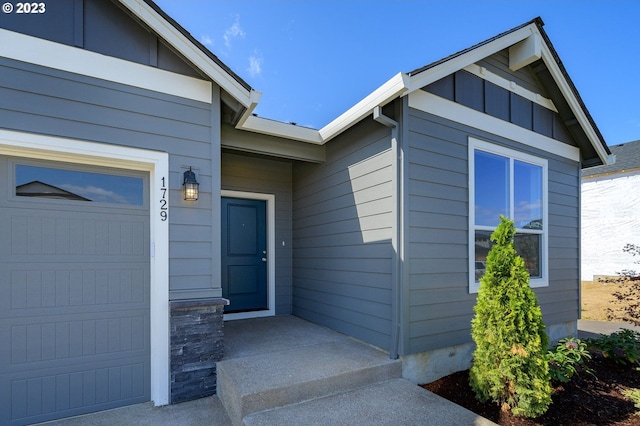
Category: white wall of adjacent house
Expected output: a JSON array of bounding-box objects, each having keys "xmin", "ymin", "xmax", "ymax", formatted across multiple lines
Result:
[{"xmin": 581, "ymin": 170, "xmax": 640, "ymax": 281}]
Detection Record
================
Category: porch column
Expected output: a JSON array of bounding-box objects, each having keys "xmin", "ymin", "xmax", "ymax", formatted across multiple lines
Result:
[{"xmin": 169, "ymin": 298, "xmax": 229, "ymax": 403}]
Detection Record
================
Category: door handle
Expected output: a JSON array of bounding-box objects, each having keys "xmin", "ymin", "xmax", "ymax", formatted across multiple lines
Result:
[{"xmin": 262, "ymin": 257, "xmax": 267, "ymax": 262}]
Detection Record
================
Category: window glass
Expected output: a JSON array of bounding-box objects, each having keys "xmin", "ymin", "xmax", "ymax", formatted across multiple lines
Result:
[
  {"xmin": 470, "ymin": 139, "xmax": 547, "ymax": 291},
  {"xmin": 474, "ymin": 150, "xmax": 509, "ymax": 227},
  {"xmin": 514, "ymin": 233, "xmax": 541, "ymax": 278},
  {"xmin": 474, "ymin": 231, "xmax": 492, "ymax": 280},
  {"xmin": 15, "ymin": 164, "xmax": 144, "ymax": 205},
  {"xmin": 514, "ymin": 160, "xmax": 543, "ymax": 230}
]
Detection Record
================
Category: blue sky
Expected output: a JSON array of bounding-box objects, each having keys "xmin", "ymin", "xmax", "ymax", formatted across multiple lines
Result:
[{"xmin": 154, "ymin": 0, "xmax": 639, "ymax": 146}]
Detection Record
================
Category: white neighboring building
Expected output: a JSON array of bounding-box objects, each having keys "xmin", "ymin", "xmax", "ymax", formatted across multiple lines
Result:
[{"xmin": 582, "ymin": 140, "xmax": 640, "ymax": 281}]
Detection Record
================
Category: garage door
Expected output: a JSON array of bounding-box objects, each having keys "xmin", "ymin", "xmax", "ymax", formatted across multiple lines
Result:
[{"xmin": 0, "ymin": 157, "xmax": 150, "ymax": 425}]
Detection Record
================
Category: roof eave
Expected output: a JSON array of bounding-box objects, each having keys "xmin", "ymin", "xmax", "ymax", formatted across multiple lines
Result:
[
  {"xmin": 406, "ymin": 18, "xmax": 612, "ymax": 167},
  {"xmin": 120, "ymin": 0, "xmax": 254, "ymax": 107}
]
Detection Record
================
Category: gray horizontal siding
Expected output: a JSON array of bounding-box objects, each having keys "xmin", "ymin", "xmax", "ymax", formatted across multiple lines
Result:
[
  {"xmin": 0, "ymin": 58, "xmax": 219, "ymax": 300},
  {"xmin": 221, "ymin": 151, "xmax": 293, "ymax": 315},
  {"xmin": 404, "ymin": 106, "xmax": 581, "ymax": 355},
  {"xmin": 292, "ymin": 120, "xmax": 394, "ymax": 350}
]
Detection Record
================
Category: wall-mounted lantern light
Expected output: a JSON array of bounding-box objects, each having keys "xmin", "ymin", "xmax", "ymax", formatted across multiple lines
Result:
[{"xmin": 183, "ymin": 167, "xmax": 199, "ymax": 201}]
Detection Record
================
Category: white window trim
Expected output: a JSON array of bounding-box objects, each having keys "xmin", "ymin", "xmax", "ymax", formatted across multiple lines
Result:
[
  {"xmin": 0, "ymin": 129, "xmax": 170, "ymax": 406},
  {"xmin": 221, "ymin": 190, "xmax": 276, "ymax": 321},
  {"xmin": 468, "ymin": 137, "xmax": 549, "ymax": 293}
]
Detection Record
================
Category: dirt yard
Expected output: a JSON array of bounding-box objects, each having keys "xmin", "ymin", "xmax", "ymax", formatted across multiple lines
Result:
[{"xmin": 581, "ymin": 280, "xmax": 617, "ymax": 321}]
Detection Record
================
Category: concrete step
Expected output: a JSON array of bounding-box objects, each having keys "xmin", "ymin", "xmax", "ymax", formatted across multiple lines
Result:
[
  {"xmin": 217, "ymin": 338, "xmax": 402, "ymax": 425},
  {"xmin": 243, "ymin": 379, "xmax": 497, "ymax": 426}
]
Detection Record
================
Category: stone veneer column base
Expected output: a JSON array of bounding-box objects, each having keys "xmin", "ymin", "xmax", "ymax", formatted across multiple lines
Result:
[{"xmin": 169, "ymin": 298, "xmax": 228, "ymax": 404}]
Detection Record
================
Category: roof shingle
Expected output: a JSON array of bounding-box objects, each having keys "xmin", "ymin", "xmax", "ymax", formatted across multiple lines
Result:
[{"xmin": 582, "ymin": 140, "xmax": 640, "ymax": 177}]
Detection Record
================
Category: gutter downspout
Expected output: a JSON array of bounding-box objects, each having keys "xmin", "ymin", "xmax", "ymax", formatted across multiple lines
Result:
[{"xmin": 373, "ymin": 106, "xmax": 402, "ymax": 360}]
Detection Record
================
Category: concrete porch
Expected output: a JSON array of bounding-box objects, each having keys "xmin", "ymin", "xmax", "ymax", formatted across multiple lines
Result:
[{"xmin": 217, "ymin": 315, "xmax": 495, "ymax": 425}]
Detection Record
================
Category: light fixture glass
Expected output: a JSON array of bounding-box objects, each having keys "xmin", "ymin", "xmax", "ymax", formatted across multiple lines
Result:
[{"xmin": 183, "ymin": 167, "xmax": 199, "ymax": 201}]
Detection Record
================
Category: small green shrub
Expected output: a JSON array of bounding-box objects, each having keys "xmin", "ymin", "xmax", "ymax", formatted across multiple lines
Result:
[
  {"xmin": 470, "ymin": 216, "xmax": 551, "ymax": 418},
  {"xmin": 587, "ymin": 329, "xmax": 640, "ymax": 365},
  {"xmin": 547, "ymin": 338, "xmax": 593, "ymax": 383}
]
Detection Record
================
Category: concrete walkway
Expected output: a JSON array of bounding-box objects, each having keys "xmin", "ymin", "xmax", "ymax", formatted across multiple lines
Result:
[{"xmin": 38, "ymin": 319, "xmax": 640, "ymax": 426}]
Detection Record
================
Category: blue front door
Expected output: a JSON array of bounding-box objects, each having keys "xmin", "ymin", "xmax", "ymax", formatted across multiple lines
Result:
[{"xmin": 221, "ymin": 197, "xmax": 268, "ymax": 313}]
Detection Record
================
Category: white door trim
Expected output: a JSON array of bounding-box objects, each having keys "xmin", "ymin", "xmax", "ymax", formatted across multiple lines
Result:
[
  {"xmin": 221, "ymin": 190, "xmax": 276, "ymax": 320},
  {"xmin": 0, "ymin": 129, "xmax": 170, "ymax": 406}
]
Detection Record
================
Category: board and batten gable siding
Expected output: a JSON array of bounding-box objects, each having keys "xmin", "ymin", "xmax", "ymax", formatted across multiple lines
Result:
[
  {"xmin": 0, "ymin": 0, "xmax": 203, "ymax": 79},
  {"xmin": 221, "ymin": 150, "xmax": 293, "ymax": 314},
  {"xmin": 0, "ymin": 57, "xmax": 222, "ymax": 301},
  {"xmin": 404, "ymin": 102, "xmax": 581, "ymax": 355},
  {"xmin": 292, "ymin": 119, "xmax": 394, "ymax": 350}
]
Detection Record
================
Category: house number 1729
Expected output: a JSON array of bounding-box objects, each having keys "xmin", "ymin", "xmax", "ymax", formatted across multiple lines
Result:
[{"xmin": 160, "ymin": 177, "xmax": 168, "ymax": 221}]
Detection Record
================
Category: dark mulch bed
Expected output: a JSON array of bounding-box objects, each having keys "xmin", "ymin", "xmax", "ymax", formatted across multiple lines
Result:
[{"xmin": 422, "ymin": 354, "xmax": 640, "ymax": 425}]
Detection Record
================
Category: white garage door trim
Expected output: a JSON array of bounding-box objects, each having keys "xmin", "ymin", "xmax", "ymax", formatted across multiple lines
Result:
[{"xmin": 0, "ymin": 129, "xmax": 170, "ymax": 406}]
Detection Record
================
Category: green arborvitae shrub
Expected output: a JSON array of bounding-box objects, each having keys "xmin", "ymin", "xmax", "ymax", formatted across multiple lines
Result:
[{"xmin": 469, "ymin": 216, "xmax": 552, "ymax": 418}]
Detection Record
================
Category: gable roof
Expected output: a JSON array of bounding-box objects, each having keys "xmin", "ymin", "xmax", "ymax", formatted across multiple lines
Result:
[
  {"xmin": 81, "ymin": 5, "xmax": 614, "ymax": 166},
  {"xmin": 405, "ymin": 17, "xmax": 611, "ymax": 167},
  {"xmin": 16, "ymin": 181, "xmax": 92, "ymax": 201},
  {"xmin": 583, "ymin": 140, "xmax": 640, "ymax": 177},
  {"xmin": 232, "ymin": 17, "xmax": 613, "ymax": 167}
]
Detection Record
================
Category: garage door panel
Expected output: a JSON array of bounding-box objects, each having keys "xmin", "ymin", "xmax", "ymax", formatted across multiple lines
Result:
[
  {"xmin": 0, "ymin": 158, "xmax": 150, "ymax": 425},
  {"xmin": 4, "ymin": 359, "xmax": 149, "ymax": 424},
  {"xmin": 7, "ymin": 314, "xmax": 148, "ymax": 364},
  {"xmin": 6, "ymin": 213, "xmax": 148, "ymax": 258},
  {"xmin": 2, "ymin": 265, "xmax": 148, "ymax": 310}
]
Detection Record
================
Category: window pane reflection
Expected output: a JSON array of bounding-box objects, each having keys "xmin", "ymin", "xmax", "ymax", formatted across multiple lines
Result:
[
  {"xmin": 16, "ymin": 164, "xmax": 144, "ymax": 205},
  {"xmin": 475, "ymin": 231, "xmax": 541, "ymax": 280},
  {"xmin": 475, "ymin": 150, "xmax": 508, "ymax": 227},
  {"xmin": 514, "ymin": 160, "xmax": 542, "ymax": 230},
  {"xmin": 514, "ymin": 233, "xmax": 541, "ymax": 278},
  {"xmin": 474, "ymin": 230, "xmax": 493, "ymax": 281}
]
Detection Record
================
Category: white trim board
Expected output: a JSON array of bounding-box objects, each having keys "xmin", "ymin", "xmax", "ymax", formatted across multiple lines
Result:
[
  {"xmin": 0, "ymin": 129, "xmax": 171, "ymax": 406},
  {"xmin": 221, "ymin": 190, "xmax": 276, "ymax": 321},
  {"xmin": 0, "ymin": 28, "xmax": 212, "ymax": 103},
  {"xmin": 409, "ymin": 90, "xmax": 580, "ymax": 162}
]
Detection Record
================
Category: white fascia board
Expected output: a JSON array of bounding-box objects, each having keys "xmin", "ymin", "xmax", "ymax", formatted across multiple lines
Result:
[
  {"xmin": 236, "ymin": 72, "xmax": 410, "ymax": 146},
  {"xmin": 120, "ymin": 0, "xmax": 252, "ymax": 107},
  {"xmin": 0, "ymin": 28, "xmax": 211, "ymax": 103},
  {"xmin": 240, "ymin": 115, "xmax": 323, "ymax": 144},
  {"xmin": 407, "ymin": 25, "xmax": 536, "ymax": 94},
  {"xmin": 409, "ymin": 90, "xmax": 580, "ymax": 162},
  {"xmin": 319, "ymin": 72, "xmax": 410, "ymax": 143},
  {"xmin": 537, "ymin": 30, "xmax": 614, "ymax": 166}
]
